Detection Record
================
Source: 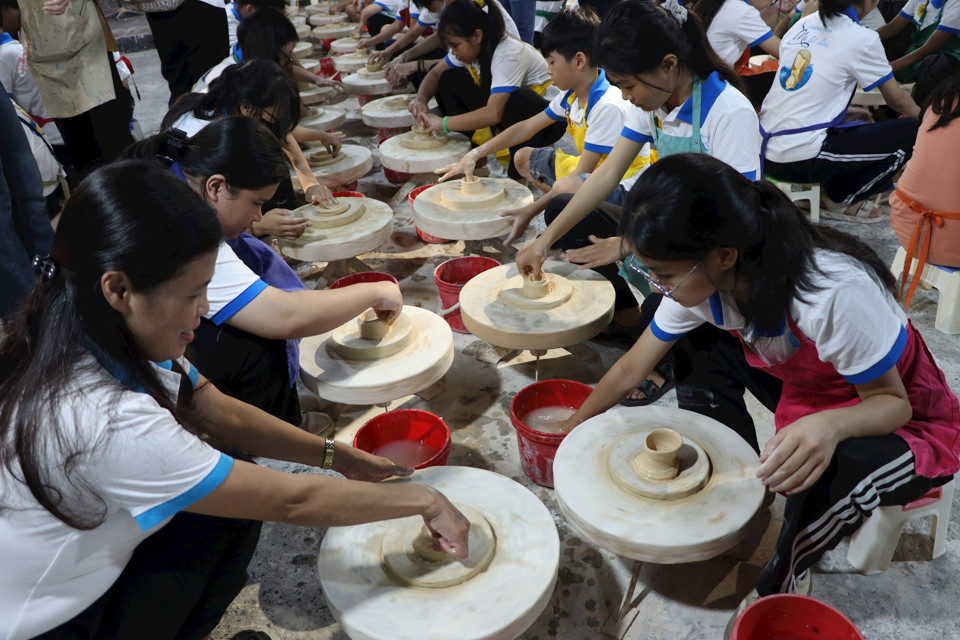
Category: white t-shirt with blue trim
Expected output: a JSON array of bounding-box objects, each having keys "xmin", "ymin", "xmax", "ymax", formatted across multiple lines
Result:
[
  {"xmin": 445, "ymin": 36, "xmax": 550, "ymax": 93},
  {"xmin": 707, "ymin": 0, "xmax": 775, "ymax": 67},
  {"xmin": 206, "ymin": 243, "xmax": 269, "ymax": 326},
  {"xmin": 650, "ymin": 250, "xmax": 908, "ymax": 383},
  {"xmin": 759, "ymin": 9, "xmax": 894, "ymax": 163},
  {"xmin": 620, "ymin": 71, "xmax": 762, "ymax": 180},
  {"xmin": 417, "ymin": 0, "xmax": 521, "ymax": 39},
  {"xmin": 372, "ymin": 0, "xmax": 405, "ymax": 21},
  {"xmin": 899, "ymin": 0, "xmax": 960, "ymax": 34},
  {"xmin": 226, "ymin": 1, "xmax": 242, "ymax": 47},
  {"xmin": 544, "ymin": 69, "xmax": 631, "ymax": 155},
  {"xmin": 0, "ymin": 357, "xmax": 230, "ymax": 639}
]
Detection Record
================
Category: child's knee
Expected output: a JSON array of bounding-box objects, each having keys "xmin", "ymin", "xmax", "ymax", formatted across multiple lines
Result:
[
  {"xmin": 553, "ymin": 175, "xmax": 582, "ymax": 195},
  {"xmin": 514, "ymin": 147, "xmax": 532, "ymax": 174}
]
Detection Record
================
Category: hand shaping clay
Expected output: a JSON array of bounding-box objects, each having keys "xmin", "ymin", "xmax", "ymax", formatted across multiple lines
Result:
[
  {"xmin": 360, "ymin": 95, "xmax": 438, "ymax": 128},
  {"xmin": 278, "ymin": 195, "xmax": 391, "ymax": 262}
]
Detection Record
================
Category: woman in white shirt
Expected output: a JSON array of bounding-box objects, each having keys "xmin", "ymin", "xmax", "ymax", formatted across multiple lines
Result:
[{"xmin": 0, "ymin": 163, "xmax": 468, "ymax": 639}]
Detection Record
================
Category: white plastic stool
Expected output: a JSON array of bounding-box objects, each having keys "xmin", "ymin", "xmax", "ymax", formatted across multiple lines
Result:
[
  {"xmin": 847, "ymin": 479, "xmax": 955, "ymax": 575},
  {"xmin": 774, "ymin": 180, "xmax": 820, "ymax": 224},
  {"xmin": 891, "ymin": 246, "xmax": 960, "ymax": 334}
]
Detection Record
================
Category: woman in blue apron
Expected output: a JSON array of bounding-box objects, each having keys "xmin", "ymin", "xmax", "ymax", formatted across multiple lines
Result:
[
  {"xmin": 126, "ymin": 117, "xmax": 403, "ymax": 425},
  {"xmin": 759, "ymin": 0, "xmax": 920, "ymax": 222},
  {"xmin": 516, "ymin": 0, "xmax": 780, "ymax": 449}
]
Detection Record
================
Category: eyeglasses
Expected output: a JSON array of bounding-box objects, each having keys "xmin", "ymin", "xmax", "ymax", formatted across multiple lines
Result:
[
  {"xmin": 281, "ymin": 52, "xmax": 295, "ymax": 68},
  {"xmin": 622, "ymin": 255, "xmax": 700, "ymax": 299}
]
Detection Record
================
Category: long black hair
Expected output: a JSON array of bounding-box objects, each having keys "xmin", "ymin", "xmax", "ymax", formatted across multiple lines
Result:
[
  {"xmin": 0, "ymin": 162, "xmax": 223, "ymax": 529},
  {"xmin": 620, "ymin": 153, "xmax": 895, "ymax": 335},
  {"xmin": 691, "ymin": 0, "xmax": 726, "ymax": 30},
  {"xmin": 596, "ymin": 0, "xmax": 744, "ymax": 94},
  {"xmin": 125, "ymin": 116, "xmax": 289, "ymax": 193},
  {"xmin": 818, "ymin": 0, "xmax": 856, "ymax": 21},
  {"xmin": 437, "ymin": 0, "xmax": 506, "ymax": 92},
  {"xmin": 237, "ymin": 6, "xmax": 299, "ymax": 68},
  {"xmin": 163, "ymin": 59, "xmax": 301, "ymax": 140},
  {"xmin": 921, "ymin": 69, "xmax": 960, "ymax": 131}
]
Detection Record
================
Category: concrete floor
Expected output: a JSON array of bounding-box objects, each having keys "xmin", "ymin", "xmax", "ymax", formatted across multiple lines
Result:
[{"xmin": 122, "ymin": 47, "xmax": 960, "ymax": 640}]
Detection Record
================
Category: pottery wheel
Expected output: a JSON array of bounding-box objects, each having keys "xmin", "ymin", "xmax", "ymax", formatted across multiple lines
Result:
[
  {"xmin": 300, "ymin": 58, "xmax": 321, "ymax": 73},
  {"xmin": 342, "ymin": 68, "xmax": 394, "ymax": 95},
  {"xmin": 292, "ymin": 40, "xmax": 314, "ymax": 57},
  {"xmin": 300, "ymin": 305, "xmax": 454, "ymax": 404},
  {"xmin": 361, "ymin": 95, "xmax": 438, "ymax": 128},
  {"xmin": 313, "ymin": 22, "xmax": 355, "ymax": 40},
  {"xmin": 412, "ymin": 177, "xmax": 533, "ymax": 241},
  {"xmin": 379, "ymin": 130, "xmax": 471, "ymax": 175},
  {"xmin": 295, "ymin": 22, "xmax": 311, "ymax": 39},
  {"xmin": 319, "ymin": 465, "xmax": 559, "ymax": 640},
  {"xmin": 459, "ymin": 260, "xmax": 614, "ymax": 350},
  {"xmin": 333, "ymin": 51, "xmax": 369, "ymax": 73},
  {"xmin": 296, "ymin": 144, "xmax": 373, "ymax": 188},
  {"xmin": 308, "ymin": 12, "xmax": 346, "ymax": 26},
  {"xmin": 301, "ymin": 106, "xmax": 347, "ymax": 131},
  {"xmin": 554, "ymin": 405, "xmax": 764, "ymax": 564},
  {"xmin": 330, "ymin": 35, "xmax": 361, "ymax": 54},
  {"xmin": 300, "ymin": 84, "xmax": 336, "ymax": 106},
  {"xmin": 278, "ymin": 195, "xmax": 391, "ymax": 262},
  {"xmin": 329, "ymin": 310, "xmax": 414, "ymax": 361}
]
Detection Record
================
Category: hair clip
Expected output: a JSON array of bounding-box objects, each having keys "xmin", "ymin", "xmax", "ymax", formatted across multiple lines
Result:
[
  {"xmin": 474, "ymin": 0, "xmax": 486, "ymax": 8},
  {"xmin": 662, "ymin": 0, "xmax": 688, "ymax": 24},
  {"xmin": 32, "ymin": 255, "xmax": 59, "ymax": 280}
]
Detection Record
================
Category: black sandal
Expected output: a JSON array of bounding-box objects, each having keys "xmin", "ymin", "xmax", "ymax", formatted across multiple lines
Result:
[
  {"xmin": 619, "ymin": 363, "xmax": 675, "ymax": 407},
  {"xmin": 230, "ymin": 632, "xmax": 272, "ymax": 640}
]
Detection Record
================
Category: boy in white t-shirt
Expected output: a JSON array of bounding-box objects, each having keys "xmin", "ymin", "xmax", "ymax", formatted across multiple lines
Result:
[
  {"xmin": 356, "ymin": 0, "xmax": 407, "ymax": 50},
  {"xmin": 877, "ymin": 0, "xmax": 960, "ymax": 96},
  {"xmin": 225, "ymin": 0, "xmax": 286, "ymax": 47}
]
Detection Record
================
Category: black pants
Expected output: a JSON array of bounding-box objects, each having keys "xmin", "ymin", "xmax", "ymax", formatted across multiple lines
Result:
[
  {"xmin": 435, "ymin": 68, "xmax": 565, "ymax": 178},
  {"xmin": 765, "ymin": 119, "xmax": 919, "ymax": 205},
  {"xmin": 54, "ymin": 53, "xmax": 135, "ymax": 176},
  {"xmin": 35, "ymin": 510, "xmax": 262, "ymax": 640},
  {"xmin": 367, "ymin": 12, "xmax": 393, "ymax": 39},
  {"xmin": 756, "ymin": 435, "xmax": 950, "ymax": 595},
  {"xmin": 190, "ymin": 317, "xmax": 302, "ymax": 425},
  {"xmin": 148, "ymin": 0, "xmax": 229, "ymax": 106}
]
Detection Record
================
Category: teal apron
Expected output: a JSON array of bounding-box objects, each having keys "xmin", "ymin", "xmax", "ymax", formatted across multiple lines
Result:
[{"xmin": 618, "ymin": 75, "xmax": 705, "ymax": 295}]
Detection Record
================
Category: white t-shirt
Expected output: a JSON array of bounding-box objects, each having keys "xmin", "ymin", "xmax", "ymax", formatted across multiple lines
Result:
[
  {"xmin": 226, "ymin": 1, "xmax": 242, "ymax": 47},
  {"xmin": 899, "ymin": 0, "xmax": 960, "ymax": 33},
  {"xmin": 620, "ymin": 71, "xmax": 762, "ymax": 179},
  {"xmin": 417, "ymin": 0, "xmax": 521, "ymax": 39},
  {"xmin": 534, "ymin": 0, "xmax": 563, "ymax": 33},
  {"xmin": 372, "ymin": 0, "xmax": 405, "ymax": 20},
  {"xmin": 861, "ymin": 7, "xmax": 886, "ymax": 29},
  {"xmin": 0, "ymin": 357, "xmax": 230, "ymax": 639},
  {"xmin": 206, "ymin": 242, "xmax": 269, "ymax": 326},
  {"xmin": 192, "ymin": 51, "xmax": 238, "ymax": 93},
  {"xmin": 445, "ymin": 35, "xmax": 550, "ymax": 93},
  {"xmin": 169, "ymin": 110, "xmax": 215, "ymax": 137},
  {"xmin": 650, "ymin": 250, "xmax": 908, "ymax": 383},
  {"xmin": 544, "ymin": 69, "xmax": 631, "ymax": 155},
  {"xmin": 759, "ymin": 9, "xmax": 894, "ymax": 163},
  {"xmin": 14, "ymin": 103, "xmax": 61, "ymax": 197},
  {"xmin": 707, "ymin": 0, "xmax": 775, "ymax": 67}
]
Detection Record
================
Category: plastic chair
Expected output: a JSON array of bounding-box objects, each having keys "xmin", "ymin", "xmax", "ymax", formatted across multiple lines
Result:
[
  {"xmin": 771, "ymin": 179, "xmax": 820, "ymax": 223},
  {"xmin": 891, "ymin": 247, "xmax": 960, "ymax": 335},
  {"xmin": 847, "ymin": 479, "xmax": 955, "ymax": 575}
]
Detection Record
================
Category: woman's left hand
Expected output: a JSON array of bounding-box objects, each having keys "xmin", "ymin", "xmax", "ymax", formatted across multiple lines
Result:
[
  {"xmin": 319, "ymin": 132, "xmax": 342, "ymax": 156},
  {"xmin": 306, "ymin": 184, "xmax": 337, "ymax": 208},
  {"xmin": 757, "ymin": 414, "xmax": 839, "ymax": 495},
  {"xmin": 417, "ymin": 113, "xmax": 443, "ymax": 131},
  {"xmin": 336, "ymin": 445, "xmax": 414, "ymax": 482},
  {"xmin": 254, "ymin": 209, "xmax": 312, "ymax": 239}
]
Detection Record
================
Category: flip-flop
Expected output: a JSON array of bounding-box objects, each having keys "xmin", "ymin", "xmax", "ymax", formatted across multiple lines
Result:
[
  {"xmin": 820, "ymin": 196, "xmax": 885, "ymax": 224},
  {"xmin": 619, "ymin": 363, "xmax": 675, "ymax": 407}
]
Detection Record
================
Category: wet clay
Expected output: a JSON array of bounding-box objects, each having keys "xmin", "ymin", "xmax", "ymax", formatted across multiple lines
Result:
[
  {"xmin": 329, "ymin": 308, "xmax": 414, "ymax": 360},
  {"xmin": 278, "ymin": 193, "xmax": 388, "ymax": 262},
  {"xmin": 399, "ymin": 125, "xmax": 449, "ymax": 150},
  {"xmin": 411, "ymin": 177, "xmax": 534, "ymax": 240}
]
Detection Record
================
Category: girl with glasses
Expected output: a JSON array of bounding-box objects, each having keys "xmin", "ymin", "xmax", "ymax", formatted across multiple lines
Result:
[{"xmin": 559, "ymin": 152, "xmax": 959, "ymax": 620}]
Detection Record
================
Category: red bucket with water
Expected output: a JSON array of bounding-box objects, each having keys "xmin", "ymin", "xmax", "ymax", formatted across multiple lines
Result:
[
  {"xmin": 354, "ymin": 409, "xmax": 451, "ymax": 469},
  {"xmin": 510, "ymin": 379, "xmax": 593, "ymax": 487},
  {"xmin": 328, "ymin": 271, "xmax": 398, "ymax": 290},
  {"xmin": 409, "ymin": 184, "xmax": 450, "ymax": 243},
  {"xmin": 732, "ymin": 595, "xmax": 864, "ymax": 640},
  {"xmin": 433, "ymin": 256, "xmax": 499, "ymax": 333}
]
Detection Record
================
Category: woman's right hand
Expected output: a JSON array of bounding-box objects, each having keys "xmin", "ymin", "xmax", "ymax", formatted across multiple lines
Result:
[
  {"xmin": 408, "ymin": 98, "xmax": 429, "ymax": 118},
  {"xmin": 254, "ymin": 209, "xmax": 312, "ymax": 239},
  {"xmin": 421, "ymin": 487, "xmax": 471, "ymax": 558},
  {"xmin": 515, "ymin": 237, "xmax": 549, "ymax": 280},
  {"xmin": 561, "ymin": 235, "xmax": 624, "ymax": 270},
  {"xmin": 371, "ymin": 281, "xmax": 404, "ymax": 324}
]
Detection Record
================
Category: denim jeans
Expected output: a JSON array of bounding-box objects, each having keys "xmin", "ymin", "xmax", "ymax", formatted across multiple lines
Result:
[
  {"xmin": 498, "ymin": 0, "xmax": 535, "ymax": 43},
  {"xmin": 0, "ymin": 86, "xmax": 52, "ymax": 318}
]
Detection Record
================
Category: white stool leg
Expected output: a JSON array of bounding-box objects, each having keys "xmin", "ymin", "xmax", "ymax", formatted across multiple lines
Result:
[
  {"xmin": 932, "ymin": 271, "xmax": 960, "ymax": 334},
  {"xmin": 848, "ymin": 507, "xmax": 906, "ymax": 575},
  {"xmin": 931, "ymin": 480, "xmax": 955, "ymax": 559}
]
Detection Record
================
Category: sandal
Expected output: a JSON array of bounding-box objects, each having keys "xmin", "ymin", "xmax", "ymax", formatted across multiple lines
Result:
[
  {"xmin": 619, "ymin": 363, "xmax": 675, "ymax": 407},
  {"xmin": 820, "ymin": 194, "xmax": 885, "ymax": 224}
]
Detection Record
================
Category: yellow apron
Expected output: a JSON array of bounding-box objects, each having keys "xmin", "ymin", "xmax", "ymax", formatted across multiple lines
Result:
[
  {"xmin": 19, "ymin": 0, "xmax": 116, "ymax": 118},
  {"xmin": 554, "ymin": 79, "xmax": 652, "ymax": 181}
]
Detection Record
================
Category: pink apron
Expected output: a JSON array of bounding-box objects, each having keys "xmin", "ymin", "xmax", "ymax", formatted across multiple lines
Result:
[{"xmin": 736, "ymin": 318, "xmax": 960, "ymax": 479}]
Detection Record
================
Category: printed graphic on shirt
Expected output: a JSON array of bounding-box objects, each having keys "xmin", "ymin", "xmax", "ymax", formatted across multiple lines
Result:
[{"xmin": 779, "ymin": 49, "xmax": 813, "ymax": 91}]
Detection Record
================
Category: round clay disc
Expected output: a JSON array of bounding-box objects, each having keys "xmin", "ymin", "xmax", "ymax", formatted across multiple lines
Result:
[
  {"xmin": 300, "ymin": 305, "xmax": 454, "ymax": 405},
  {"xmin": 292, "ymin": 40, "xmax": 313, "ymax": 57},
  {"xmin": 360, "ymin": 95, "xmax": 438, "ymax": 128},
  {"xmin": 319, "ymin": 465, "xmax": 559, "ymax": 640},
  {"xmin": 329, "ymin": 311, "xmax": 414, "ymax": 361},
  {"xmin": 301, "ymin": 106, "xmax": 347, "ymax": 131},
  {"xmin": 312, "ymin": 22, "xmax": 355, "ymax": 40},
  {"xmin": 295, "ymin": 144, "xmax": 372, "ymax": 188},
  {"xmin": 295, "ymin": 22, "xmax": 311, "ymax": 39},
  {"xmin": 412, "ymin": 178, "xmax": 534, "ymax": 240},
  {"xmin": 278, "ymin": 196, "xmax": 391, "ymax": 262},
  {"xmin": 300, "ymin": 85, "xmax": 336, "ymax": 106},
  {"xmin": 333, "ymin": 51, "xmax": 369, "ymax": 73},
  {"xmin": 380, "ymin": 131, "xmax": 472, "ymax": 174},
  {"xmin": 301, "ymin": 58, "xmax": 321, "ymax": 73},
  {"xmin": 330, "ymin": 35, "xmax": 361, "ymax": 54},
  {"xmin": 458, "ymin": 260, "xmax": 614, "ymax": 349},
  {"xmin": 554, "ymin": 405, "xmax": 765, "ymax": 564},
  {"xmin": 307, "ymin": 12, "xmax": 345, "ymax": 26},
  {"xmin": 342, "ymin": 68, "xmax": 394, "ymax": 95}
]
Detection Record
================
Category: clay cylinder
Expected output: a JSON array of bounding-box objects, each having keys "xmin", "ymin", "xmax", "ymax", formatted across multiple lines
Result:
[
  {"xmin": 522, "ymin": 275, "xmax": 549, "ymax": 299},
  {"xmin": 358, "ymin": 309, "xmax": 389, "ymax": 340},
  {"xmin": 365, "ymin": 61, "xmax": 383, "ymax": 73},
  {"xmin": 459, "ymin": 176, "xmax": 484, "ymax": 195},
  {"xmin": 631, "ymin": 428, "xmax": 683, "ymax": 481},
  {"xmin": 411, "ymin": 525, "xmax": 453, "ymax": 563}
]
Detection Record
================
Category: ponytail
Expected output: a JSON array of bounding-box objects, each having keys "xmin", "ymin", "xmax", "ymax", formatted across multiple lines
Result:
[
  {"xmin": 691, "ymin": 0, "xmax": 726, "ymax": 30},
  {"xmin": 124, "ymin": 116, "xmax": 289, "ymax": 192},
  {"xmin": 596, "ymin": 0, "xmax": 744, "ymax": 95},
  {"xmin": 437, "ymin": 0, "xmax": 506, "ymax": 91},
  {"xmin": 620, "ymin": 153, "xmax": 894, "ymax": 336},
  {"xmin": 818, "ymin": 0, "xmax": 855, "ymax": 21}
]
